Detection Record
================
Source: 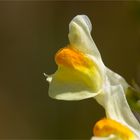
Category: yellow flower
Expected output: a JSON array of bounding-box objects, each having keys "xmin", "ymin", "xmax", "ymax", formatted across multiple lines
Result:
[{"xmin": 46, "ymin": 15, "xmax": 140, "ymax": 139}]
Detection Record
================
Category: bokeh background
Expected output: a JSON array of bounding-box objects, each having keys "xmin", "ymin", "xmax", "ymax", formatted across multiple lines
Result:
[{"xmin": 0, "ymin": 1, "xmax": 140, "ymax": 139}]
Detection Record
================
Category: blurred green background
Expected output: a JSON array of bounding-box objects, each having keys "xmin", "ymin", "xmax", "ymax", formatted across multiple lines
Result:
[{"xmin": 0, "ymin": 1, "xmax": 140, "ymax": 139}]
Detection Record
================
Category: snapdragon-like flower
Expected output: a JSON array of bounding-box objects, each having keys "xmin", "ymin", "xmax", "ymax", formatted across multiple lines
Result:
[{"xmin": 46, "ymin": 15, "xmax": 140, "ymax": 140}]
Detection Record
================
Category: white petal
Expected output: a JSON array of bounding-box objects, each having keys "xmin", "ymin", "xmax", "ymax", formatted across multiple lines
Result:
[
  {"xmin": 105, "ymin": 84, "xmax": 140, "ymax": 139},
  {"xmin": 91, "ymin": 135, "xmax": 119, "ymax": 140},
  {"xmin": 68, "ymin": 15, "xmax": 101, "ymax": 58},
  {"xmin": 48, "ymin": 67, "xmax": 102, "ymax": 100},
  {"xmin": 68, "ymin": 15, "xmax": 106, "ymax": 84},
  {"xmin": 106, "ymin": 67, "xmax": 129, "ymax": 91}
]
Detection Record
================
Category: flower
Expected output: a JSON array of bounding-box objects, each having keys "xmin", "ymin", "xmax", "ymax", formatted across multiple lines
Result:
[
  {"xmin": 92, "ymin": 118, "xmax": 134, "ymax": 140},
  {"xmin": 46, "ymin": 15, "xmax": 140, "ymax": 139}
]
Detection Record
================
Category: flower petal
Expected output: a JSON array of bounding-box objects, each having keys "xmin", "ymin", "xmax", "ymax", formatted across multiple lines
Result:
[
  {"xmin": 68, "ymin": 15, "xmax": 101, "ymax": 58},
  {"xmin": 106, "ymin": 68, "xmax": 128, "ymax": 92},
  {"xmin": 91, "ymin": 135, "xmax": 118, "ymax": 140},
  {"xmin": 104, "ymin": 84, "xmax": 140, "ymax": 139}
]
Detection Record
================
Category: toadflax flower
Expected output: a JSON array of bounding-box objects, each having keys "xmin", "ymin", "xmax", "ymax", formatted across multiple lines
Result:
[{"xmin": 46, "ymin": 15, "xmax": 140, "ymax": 139}]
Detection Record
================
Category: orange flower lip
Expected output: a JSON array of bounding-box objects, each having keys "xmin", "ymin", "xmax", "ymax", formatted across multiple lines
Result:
[
  {"xmin": 93, "ymin": 118, "xmax": 135, "ymax": 140},
  {"xmin": 55, "ymin": 45, "xmax": 92, "ymax": 69}
]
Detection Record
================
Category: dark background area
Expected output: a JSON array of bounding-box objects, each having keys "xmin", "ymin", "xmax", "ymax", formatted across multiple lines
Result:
[{"xmin": 0, "ymin": 1, "xmax": 140, "ymax": 139}]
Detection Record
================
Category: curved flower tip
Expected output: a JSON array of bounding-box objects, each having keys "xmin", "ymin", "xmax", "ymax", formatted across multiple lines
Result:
[
  {"xmin": 68, "ymin": 15, "xmax": 101, "ymax": 58},
  {"xmin": 43, "ymin": 73, "xmax": 52, "ymax": 82}
]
